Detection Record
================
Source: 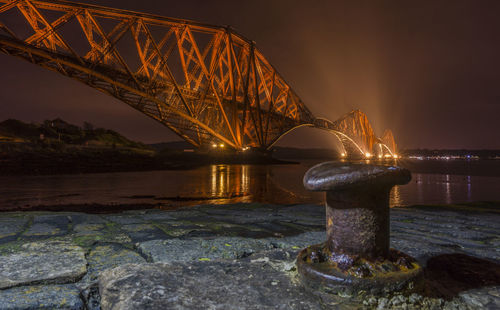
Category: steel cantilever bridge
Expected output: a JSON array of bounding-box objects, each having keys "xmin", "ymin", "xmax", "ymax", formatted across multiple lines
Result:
[{"xmin": 0, "ymin": 0, "xmax": 398, "ymax": 158}]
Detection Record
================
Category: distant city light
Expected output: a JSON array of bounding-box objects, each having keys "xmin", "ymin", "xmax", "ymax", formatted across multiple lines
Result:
[
  {"xmin": 365, "ymin": 152, "xmax": 372, "ymax": 158},
  {"xmin": 407, "ymin": 155, "xmax": 480, "ymax": 160},
  {"xmin": 341, "ymin": 153, "xmax": 346, "ymax": 157},
  {"xmin": 219, "ymin": 144, "xmax": 225, "ymax": 148},
  {"xmin": 212, "ymin": 143, "xmax": 217, "ymax": 148},
  {"xmin": 393, "ymin": 154, "xmax": 399, "ymax": 159},
  {"xmin": 378, "ymin": 155, "xmax": 383, "ymax": 159}
]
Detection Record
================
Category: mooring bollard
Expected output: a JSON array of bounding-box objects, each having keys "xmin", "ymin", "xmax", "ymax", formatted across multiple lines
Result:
[{"xmin": 297, "ymin": 162, "xmax": 423, "ymax": 295}]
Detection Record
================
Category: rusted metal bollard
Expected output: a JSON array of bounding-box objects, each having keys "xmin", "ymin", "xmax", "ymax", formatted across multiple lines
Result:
[{"xmin": 297, "ymin": 162, "xmax": 423, "ymax": 295}]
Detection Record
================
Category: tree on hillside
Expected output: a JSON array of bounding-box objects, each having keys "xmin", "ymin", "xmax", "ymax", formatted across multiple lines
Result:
[{"xmin": 83, "ymin": 121, "xmax": 94, "ymax": 132}]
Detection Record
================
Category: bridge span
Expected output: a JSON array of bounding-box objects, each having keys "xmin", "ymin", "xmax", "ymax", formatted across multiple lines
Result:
[{"xmin": 0, "ymin": 0, "xmax": 397, "ymax": 158}]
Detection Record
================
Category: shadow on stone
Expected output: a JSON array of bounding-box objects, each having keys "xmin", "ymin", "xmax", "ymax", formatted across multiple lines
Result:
[{"xmin": 423, "ymin": 253, "xmax": 500, "ymax": 299}]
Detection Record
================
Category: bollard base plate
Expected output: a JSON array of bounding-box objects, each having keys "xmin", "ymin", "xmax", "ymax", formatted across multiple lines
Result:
[{"xmin": 296, "ymin": 243, "xmax": 423, "ymax": 296}]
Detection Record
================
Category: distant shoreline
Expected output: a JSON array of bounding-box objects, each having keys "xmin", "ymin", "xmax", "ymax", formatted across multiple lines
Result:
[
  {"xmin": 0, "ymin": 142, "xmax": 296, "ymax": 176},
  {"xmin": 2, "ymin": 147, "xmax": 499, "ymax": 176}
]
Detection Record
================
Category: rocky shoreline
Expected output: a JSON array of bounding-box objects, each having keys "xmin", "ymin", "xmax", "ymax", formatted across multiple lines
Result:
[{"xmin": 0, "ymin": 202, "xmax": 498, "ymax": 309}]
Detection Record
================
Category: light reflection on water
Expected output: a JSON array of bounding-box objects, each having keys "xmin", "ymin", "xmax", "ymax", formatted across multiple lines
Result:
[
  {"xmin": 390, "ymin": 185, "xmax": 402, "ymax": 207},
  {"xmin": 0, "ymin": 162, "xmax": 498, "ymax": 210}
]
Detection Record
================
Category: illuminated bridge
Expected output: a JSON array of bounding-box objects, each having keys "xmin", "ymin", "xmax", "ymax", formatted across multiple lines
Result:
[{"xmin": 0, "ymin": 0, "xmax": 397, "ymax": 158}]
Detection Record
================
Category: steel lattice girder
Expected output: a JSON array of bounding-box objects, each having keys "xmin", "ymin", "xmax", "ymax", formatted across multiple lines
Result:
[{"xmin": 0, "ymin": 0, "xmax": 396, "ymax": 155}]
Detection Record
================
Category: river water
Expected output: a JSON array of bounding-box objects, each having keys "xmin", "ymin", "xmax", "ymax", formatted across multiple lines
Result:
[{"xmin": 0, "ymin": 159, "xmax": 499, "ymax": 210}]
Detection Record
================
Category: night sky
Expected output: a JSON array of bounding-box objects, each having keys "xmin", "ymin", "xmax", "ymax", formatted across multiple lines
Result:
[{"xmin": 0, "ymin": 0, "xmax": 499, "ymax": 149}]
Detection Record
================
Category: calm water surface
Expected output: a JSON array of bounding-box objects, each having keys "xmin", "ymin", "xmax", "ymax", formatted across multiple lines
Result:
[{"xmin": 0, "ymin": 160, "xmax": 499, "ymax": 209}]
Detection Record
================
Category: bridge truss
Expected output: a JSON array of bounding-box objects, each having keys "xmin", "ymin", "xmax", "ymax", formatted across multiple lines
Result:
[{"xmin": 0, "ymin": 0, "xmax": 397, "ymax": 157}]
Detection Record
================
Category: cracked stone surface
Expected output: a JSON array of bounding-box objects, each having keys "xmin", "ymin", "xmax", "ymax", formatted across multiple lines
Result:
[
  {"xmin": 0, "ymin": 202, "xmax": 498, "ymax": 309},
  {"xmin": 138, "ymin": 237, "xmax": 274, "ymax": 262},
  {"xmin": 0, "ymin": 284, "xmax": 84, "ymax": 310},
  {"xmin": 99, "ymin": 261, "xmax": 323, "ymax": 310},
  {"xmin": 77, "ymin": 244, "xmax": 147, "ymax": 310},
  {"xmin": 21, "ymin": 215, "xmax": 70, "ymax": 238},
  {"xmin": 79, "ymin": 244, "xmax": 146, "ymax": 287},
  {"xmin": 0, "ymin": 241, "xmax": 87, "ymax": 289},
  {"xmin": 0, "ymin": 217, "xmax": 28, "ymax": 243},
  {"xmin": 22, "ymin": 223, "xmax": 64, "ymax": 237},
  {"xmin": 120, "ymin": 224, "xmax": 169, "ymax": 243},
  {"xmin": 459, "ymin": 287, "xmax": 500, "ymax": 309}
]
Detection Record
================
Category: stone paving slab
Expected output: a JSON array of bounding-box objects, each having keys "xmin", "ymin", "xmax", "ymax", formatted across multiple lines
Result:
[
  {"xmin": 267, "ymin": 231, "xmax": 324, "ymax": 250},
  {"xmin": 20, "ymin": 214, "xmax": 71, "ymax": 239},
  {"xmin": 0, "ymin": 202, "xmax": 498, "ymax": 309},
  {"xmin": 152, "ymin": 221, "xmax": 204, "ymax": 238},
  {"xmin": 120, "ymin": 224, "xmax": 169, "ymax": 243},
  {"xmin": 0, "ymin": 241, "xmax": 87, "ymax": 289},
  {"xmin": 22, "ymin": 223, "xmax": 65, "ymax": 238},
  {"xmin": 102, "ymin": 215, "xmax": 146, "ymax": 225},
  {"xmin": 138, "ymin": 237, "xmax": 274, "ymax": 263},
  {"xmin": 0, "ymin": 217, "xmax": 29, "ymax": 243},
  {"xmin": 459, "ymin": 287, "xmax": 500, "ymax": 309},
  {"xmin": 82, "ymin": 244, "xmax": 147, "ymax": 286},
  {"xmin": 139, "ymin": 210, "xmax": 177, "ymax": 222},
  {"xmin": 69, "ymin": 214, "xmax": 108, "ymax": 225},
  {"xmin": 73, "ymin": 223, "xmax": 106, "ymax": 234},
  {"xmin": 98, "ymin": 261, "xmax": 324, "ymax": 310},
  {"xmin": 0, "ymin": 284, "xmax": 84, "ymax": 310},
  {"xmin": 77, "ymin": 244, "xmax": 147, "ymax": 310}
]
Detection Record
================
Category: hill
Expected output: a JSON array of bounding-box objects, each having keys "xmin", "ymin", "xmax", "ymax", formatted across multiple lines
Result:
[
  {"xmin": 0, "ymin": 118, "xmax": 148, "ymax": 149},
  {"xmin": 0, "ymin": 119, "xmax": 165, "ymax": 175},
  {"xmin": 0, "ymin": 119, "xmax": 295, "ymax": 175}
]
